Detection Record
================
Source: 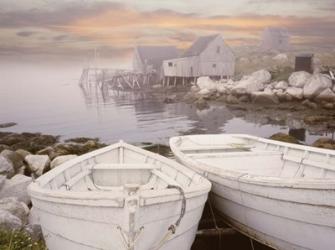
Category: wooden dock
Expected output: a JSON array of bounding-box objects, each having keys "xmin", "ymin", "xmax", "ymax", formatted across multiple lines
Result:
[
  {"xmin": 79, "ymin": 67, "xmax": 164, "ymax": 90},
  {"xmin": 79, "ymin": 67, "xmax": 195, "ymax": 90}
]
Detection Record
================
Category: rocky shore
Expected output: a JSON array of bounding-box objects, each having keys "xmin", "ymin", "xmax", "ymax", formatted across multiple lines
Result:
[
  {"xmin": 0, "ymin": 130, "xmax": 334, "ymax": 247},
  {"xmin": 185, "ymin": 69, "xmax": 335, "ymax": 110},
  {"xmin": 0, "ymin": 132, "xmax": 107, "ymax": 247}
]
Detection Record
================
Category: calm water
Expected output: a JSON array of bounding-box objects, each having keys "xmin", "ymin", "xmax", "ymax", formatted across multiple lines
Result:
[{"xmin": 0, "ymin": 61, "xmax": 330, "ymax": 145}]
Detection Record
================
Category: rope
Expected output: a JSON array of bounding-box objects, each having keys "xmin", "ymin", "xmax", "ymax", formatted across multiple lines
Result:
[
  {"xmin": 167, "ymin": 185, "xmax": 186, "ymax": 227},
  {"xmin": 208, "ymin": 195, "xmax": 222, "ymax": 249},
  {"xmin": 250, "ymin": 238, "xmax": 255, "ymax": 250},
  {"xmin": 208, "ymin": 195, "xmax": 219, "ymax": 230},
  {"xmin": 151, "ymin": 185, "xmax": 186, "ymax": 250},
  {"xmin": 117, "ymin": 226, "xmax": 144, "ymax": 250}
]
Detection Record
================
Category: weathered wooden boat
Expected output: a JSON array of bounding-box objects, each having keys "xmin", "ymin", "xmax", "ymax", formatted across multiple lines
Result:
[
  {"xmin": 170, "ymin": 134, "xmax": 335, "ymax": 250},
  {"xmin": 28, "ymin": 141, "xmax": 211, "ymax": 250}
]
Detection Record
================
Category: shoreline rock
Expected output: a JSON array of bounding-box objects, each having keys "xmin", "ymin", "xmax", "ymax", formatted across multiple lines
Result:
[
  {"xmin": 312, "ymin": 138, "xmax": 335, "ymax": 150},
  {"xmin": 25, "ymin": 155, "xmax": 50, "ymax": 177},
  {"xmin": 0, "ymin": 122, "xmax": 17, "ymax": 128},
  {"xmin": 1, "ymin": 149, "xmax": 24, "ymax": 173},
  {"xmin": 0, "ymin": 174, "xmax": 32, "ymax": 204},
  {"xmin": 50, "ymin": 155, "xmax": 77, "ymax": 169},
  {"xmin": 0, "ymin": 155, "xmax": 15, "ymax": 178},
  {"xmin": 187, "ymin": 69, "xmax": 335, "ymax": 109},
  {"xmin": 0, "ymin": 132, "xmax": 59, "ymax": 154},
  {"xmin": 269, "ymin": 133, "xmax": 300, "ymax": 144}
]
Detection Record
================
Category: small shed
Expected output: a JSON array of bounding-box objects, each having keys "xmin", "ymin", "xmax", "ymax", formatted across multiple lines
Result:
[
  {"xmin": 163, "ymin": 34, "xmax": 235, "ymax": 80},
  {"xmin": 260, "ymin": 27, "xmax": 290, "ymax": 52},
  {"xmin": 295, "ymin": 54, "xmax": 314, "ymax": 73},
  {"xmin": 133, "ymin": 46, "xmax": 179, "ymax": 79}
]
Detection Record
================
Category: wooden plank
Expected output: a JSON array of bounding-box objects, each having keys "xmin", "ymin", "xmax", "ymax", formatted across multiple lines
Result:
[
  {"xmin": 63, "ymin": 170, "xmax": 90, "ymax": 189},
  {"xmin": 302, "ymin": 159, "xmax": 335, "ymax": 172},
  {"xmin": 151, "ymin": 169, "xmax": 179, "ymax": 186},
  {"xmin": 181, "ymin": 145, "xmax": 252, "ymax": 152},
  {"xmin": 92, "ymin": 163, "xmax": 158, "ymax": 170}
]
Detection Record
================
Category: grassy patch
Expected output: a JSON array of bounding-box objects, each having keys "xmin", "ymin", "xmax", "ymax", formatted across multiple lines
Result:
[{"xmin": 0, "ymin": 230, "xmax": 46, "ymax": 250}]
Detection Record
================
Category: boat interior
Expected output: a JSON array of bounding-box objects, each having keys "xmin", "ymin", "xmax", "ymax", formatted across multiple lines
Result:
[
  {"xmin": 41, "ymin": 144, "xmax": 203, "ymax": 192},
  {"xmin": 177, "ymin": 135, "xmax": 335, "ymax": 179}
]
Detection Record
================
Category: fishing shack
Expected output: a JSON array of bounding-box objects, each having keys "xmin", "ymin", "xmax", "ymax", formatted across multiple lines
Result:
[
  {"xmin": 162, "ymin": 34, "xmax": 235, "ymax": 85},
  {"xmin": 133, "ymin": 46, "xmax": 179, "ymax": 84},
  {"xmin": 295, "ymin": 54, "xmax": 314, "ymax": 73}
]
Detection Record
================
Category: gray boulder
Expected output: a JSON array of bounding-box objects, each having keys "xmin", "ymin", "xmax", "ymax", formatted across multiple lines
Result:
[
  {"xmin": 0, "ymin": 174, "xmax": 32, "ymax": 204},
  {"xmin": 233, "ymin": 70, "xmax": 271, "ymax": 94},
  {"xmin": 0, "ymin": 155, "xmax": 15, "ymax": 178},
  {"xmin": 36, "ymin": 146, "xmax": 57, "ymax": 160},
  {"xmin": 303, "ymin": 74, "xmax": 332, "ymax": 99},
  {"xmin": 288, "ymin": 71, "xmax": 311, "ymax": 88},
  {"xmin": 198, "ymin": 88, "xmax": 212, "ymax": 96},
  {"xmin": 50, "ymin": 155, "xmax": 77, "ymax": 169},
  {"xmin": 216, "ymin": 84, "xmax": 228, "ymax": 94},
  {"xmin": 25, "ymin": 155, "xmax": 50, "ymax": 176},
  {"xmin": 15, "ymin": 149, "xmax": 31, "ymax": 159},
  {"xmin": 286, "ymin": 87, "xmax": 303, "ymax": 99},
  {"xmin": 251, "ymin": 91, "xmax": 279, "ymax": 104},
  {"xmin": 1, "ymin": 149, "xmax": 24, "ymax": 172},
  {"xmin": 273, "ymin": 89, "xmax": 288, "ymax": 102},
  {"xmin": 250, "ymin": 69, "xmax": 272, "ymax": 83},
  {"xmin": 196, "ymin": 77, "xmax": 217, "ymax": 91},
  {"xmin": 274, "ymin": 81, "xmax": 288, "ymax": 90},
  {"xmin": 0, "ymin": 197, "xmax": 29, "ymax": 224},
  {"xmin": 0, "ymin": 210, "xmax": 22, "ymax": 230}
]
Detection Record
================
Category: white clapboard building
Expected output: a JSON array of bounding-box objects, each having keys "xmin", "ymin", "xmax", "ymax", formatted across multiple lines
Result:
[
  {"xmin": 260, "ymin": 27, "xmax": 290, "ymax": 52},
  {"xmin": 162, "ymin": 34, "xmax": 235, "ymax": 85},
  {"xmin": 133, "ymin": 46, "xmax": 179, "ymax": 83}
]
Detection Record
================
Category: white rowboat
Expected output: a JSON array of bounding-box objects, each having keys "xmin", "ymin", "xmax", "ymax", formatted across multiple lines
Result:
[
  {"xmin": 28, "ymin": 141, "xmax": 211, "ymax": 250},
  {"xmin": 170, "ymin": 134, "xmax": 335, "ymax": 250}
]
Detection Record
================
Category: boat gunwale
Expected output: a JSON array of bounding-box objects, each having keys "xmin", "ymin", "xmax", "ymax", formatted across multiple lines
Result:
[
  {"xmin": 28, "ymin": 141, "xmax": 211, "ymax": 204},
  {"xmin": 169, "ymin": 134, "xmax": 335, "ymax": 190}
]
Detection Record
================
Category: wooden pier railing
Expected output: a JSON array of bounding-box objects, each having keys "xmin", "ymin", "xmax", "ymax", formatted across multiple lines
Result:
[{"xmin": 79, "ymin": 68, "xmax": 156, "ymax": 90}]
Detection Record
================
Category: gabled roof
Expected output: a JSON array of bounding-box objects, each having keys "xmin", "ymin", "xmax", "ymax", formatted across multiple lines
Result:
[
  {"xmin": 183, "ymin": 34, "xmax": 219, "ymax": 57},
  {"xmin": 136, "ymin": 46, "xmax": 179, "ymax": 69}
]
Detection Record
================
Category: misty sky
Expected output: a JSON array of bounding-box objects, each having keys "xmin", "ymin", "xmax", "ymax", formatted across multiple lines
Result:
[{"xmin": 1, "ymin": 0, "xmax": 334, "ymax": 61}]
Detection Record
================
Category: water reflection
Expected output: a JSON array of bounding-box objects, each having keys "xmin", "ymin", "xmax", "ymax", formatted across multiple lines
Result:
[
  {"xmin": 289, "ymin": 128, "xmax": 306, "ymax": 142},
  {"xmin": 78, "ymin": 83, "xmax": 334, "ymax": 145},
  {"xmin": 80, "ymin": 84, "xmax": 236, "ymax": 136}
]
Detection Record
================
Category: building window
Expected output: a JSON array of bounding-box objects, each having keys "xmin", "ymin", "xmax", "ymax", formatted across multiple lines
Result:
[
  {"xmin": 168, "ymin": 62, "xmax": 173, "ymax": 67},
  {"xmin": 216, "ymin": 46, "xmax": 221, "ymax": 53},
  {"xmin": 212, "ymin": 63, "xmax": 216, "ymax": 68}
]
